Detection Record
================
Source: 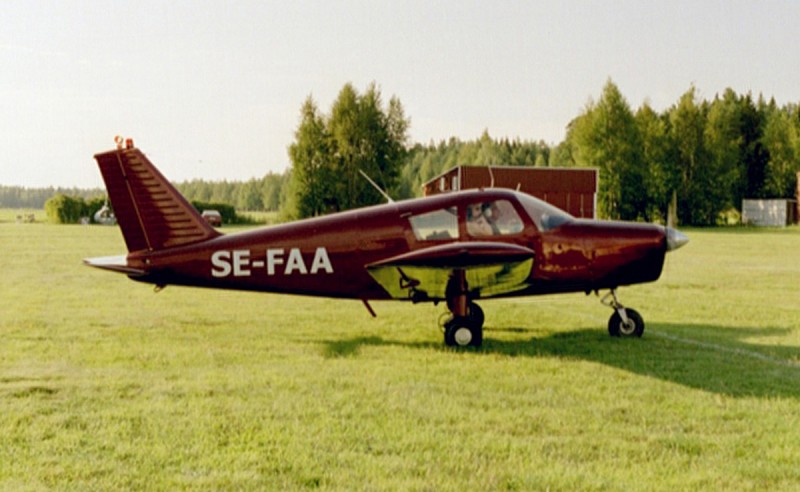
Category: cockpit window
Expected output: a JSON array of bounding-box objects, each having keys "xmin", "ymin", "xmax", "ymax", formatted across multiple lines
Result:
[
  {"xmin": 409, "ymin": 207, "xmax": 458, "ymax": 241},
  {"xmin": 466, "ymin": 200, "xmax": 524, "ymax": 237},
  {"xmin": 517, "ymin": 193, "xmax": 574, "ymax": 231}
]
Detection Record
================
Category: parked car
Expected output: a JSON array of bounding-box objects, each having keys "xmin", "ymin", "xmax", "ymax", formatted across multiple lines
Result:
[{"xmin": 201, "ymin": 209, "xmax": 222, "ymax": 227}]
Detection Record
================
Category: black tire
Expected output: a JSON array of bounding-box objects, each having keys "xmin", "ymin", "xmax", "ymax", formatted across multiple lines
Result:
[
  {"xmin": 444, "ymin": 318, "xmax": 483, "ymax": 347},
  {"xmin": 467, "ymin": 302, "xmax": 484, "ymax": 329},
  {"xmin": 608, "ymin": 308, "xmax": 644, "ymax": 337}
]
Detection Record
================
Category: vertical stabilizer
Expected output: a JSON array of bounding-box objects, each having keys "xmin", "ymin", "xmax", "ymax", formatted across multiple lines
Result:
[{"xmin": 94, "ymin": 142, "xmax": 220, "ymax": 253}]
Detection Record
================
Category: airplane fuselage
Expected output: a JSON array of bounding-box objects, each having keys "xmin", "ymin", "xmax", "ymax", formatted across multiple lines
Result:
[
  {"xmin": 86, "ymin": 142, "xmax": 687, "ymax": 346},
  {"xmin": 123, "ymin": 188, "xmax": 668, "ymax": 300}
]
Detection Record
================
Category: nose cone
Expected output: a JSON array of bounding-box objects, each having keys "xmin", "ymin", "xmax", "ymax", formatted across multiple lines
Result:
[{"xmin": 666, "ymin": 227, "xmax": 689, "ymax": 251}]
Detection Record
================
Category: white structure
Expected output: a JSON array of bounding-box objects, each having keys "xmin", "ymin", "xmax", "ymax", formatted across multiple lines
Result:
[{"xmin": 741, "ymin": 199, "xmax": 798, "ymax": 227}]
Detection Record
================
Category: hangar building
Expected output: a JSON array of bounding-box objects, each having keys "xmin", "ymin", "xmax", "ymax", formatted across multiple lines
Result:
[{"xmin": 422, "ymin": 165, "xmax": 598, "ymax": 219}]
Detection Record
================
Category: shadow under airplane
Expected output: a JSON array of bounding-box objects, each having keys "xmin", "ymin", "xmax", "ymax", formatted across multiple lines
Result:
[{"xmin": 321, "ymin": 323, "xmax": 800, "ymax": 399}]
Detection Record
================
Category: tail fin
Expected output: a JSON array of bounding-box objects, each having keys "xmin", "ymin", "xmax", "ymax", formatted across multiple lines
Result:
[{"xmin": 94, "ymin": 141, "xmax": 220, "ymax": 253}]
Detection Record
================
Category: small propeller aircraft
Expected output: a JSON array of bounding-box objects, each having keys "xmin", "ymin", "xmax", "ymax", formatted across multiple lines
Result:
[{"xmin": 85, "ymin": 138, "xmax": 688, "ymax": 347}]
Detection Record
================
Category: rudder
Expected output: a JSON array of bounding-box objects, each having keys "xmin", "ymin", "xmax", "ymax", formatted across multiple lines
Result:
[{"xmin": 94, "ymin": 140, "xmax": 220, "ymax": 253}]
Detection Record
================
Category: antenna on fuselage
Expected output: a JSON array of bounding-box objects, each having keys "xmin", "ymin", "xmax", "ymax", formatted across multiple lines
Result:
[
  {"xmin": 358, "ymin": 169, "xmax": 395, "ymax": 203},
  {"xmin": 488, "ymin": 166, "xmax": 495, "ymax": 188}
]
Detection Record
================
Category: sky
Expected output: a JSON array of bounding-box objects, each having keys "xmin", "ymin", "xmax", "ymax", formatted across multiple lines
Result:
[{"xmin": 2, "ymin": 0, "xmax": 800, "ymax": 188}]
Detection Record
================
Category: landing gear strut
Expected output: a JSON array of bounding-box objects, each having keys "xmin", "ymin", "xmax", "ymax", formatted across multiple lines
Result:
[
  {"xmin": 601, "ymin": 289, "xmax": 645, "ymax": 337},
  {"xmin": 442, "ymin": 270, "xmax": 484, "ymax": 347}
]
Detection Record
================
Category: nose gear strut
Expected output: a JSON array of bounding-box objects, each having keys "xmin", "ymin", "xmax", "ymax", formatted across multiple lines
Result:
[{"xmin": 600, "ymin": 289, "xmax": 645, "ymax": 337}]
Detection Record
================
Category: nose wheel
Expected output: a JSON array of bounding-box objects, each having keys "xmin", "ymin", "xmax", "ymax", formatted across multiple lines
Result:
[{"xmin": 601, "ymin": 289, "xmax": 645, "ymax": 337}]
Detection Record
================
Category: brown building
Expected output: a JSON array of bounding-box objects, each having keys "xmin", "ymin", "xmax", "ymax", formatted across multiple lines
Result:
[
  {"xmin": 797, "ymin": 171, "xmax": 800, "ymax": 219},
  {"xmin": 422, "ymin": 165, "xmax": 598, "ymax": 219}
]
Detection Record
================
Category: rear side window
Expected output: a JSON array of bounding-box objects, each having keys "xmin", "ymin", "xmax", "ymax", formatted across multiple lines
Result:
[{"xmin": 409, "ymin": 207, "xmax": 458, "ymax": 241}]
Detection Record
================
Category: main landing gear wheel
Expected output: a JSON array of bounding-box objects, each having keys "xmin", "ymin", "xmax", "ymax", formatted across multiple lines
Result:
[
  {"xmin": 466, "ymin": 302, "xmax": 484, "ymax": 329},
  {"xmin": 442, "ymin": 270, "xmax": 484, "ymax": 348},
  {"xmin": 601, "ymin": 289, "xmax": 645, "ymax": 338},
  {"xmin": 444, "ymin": 316, "xmax": 483, "ymax": 347}
]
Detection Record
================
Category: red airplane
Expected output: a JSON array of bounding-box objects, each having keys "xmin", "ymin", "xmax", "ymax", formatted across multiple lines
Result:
[{"xmin": 85, "ymin": 138, "xmax": 688, "ymax": 347}]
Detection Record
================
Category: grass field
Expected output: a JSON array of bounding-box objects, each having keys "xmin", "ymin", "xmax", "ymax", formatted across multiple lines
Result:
[{"xmin": 1, "ymin": 211, "xmax": 799, "ymax": 490}]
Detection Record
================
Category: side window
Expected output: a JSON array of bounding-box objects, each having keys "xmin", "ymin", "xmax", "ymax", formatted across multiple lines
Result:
[
  {"xmin": 466, "ymin": 200, "xmax": 524, "ymax": 237},
  {"xmin": 409, "ymin": 207, "xmax": 458, "ymax": 241}
]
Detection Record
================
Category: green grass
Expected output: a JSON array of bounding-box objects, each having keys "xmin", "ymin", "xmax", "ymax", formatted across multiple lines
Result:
[
  {"xmin": 237, "ymin": 210, "xmax": 280, "ymax": 225},
  {"xmin": 1, "ymin": 216, "xmax": 799, "ymax": 490},
  {"xmin": 0, "ymin": 208, "xmax": 44, "ymax": 224}
]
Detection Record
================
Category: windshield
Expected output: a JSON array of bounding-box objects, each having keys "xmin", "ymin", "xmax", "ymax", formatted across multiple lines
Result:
[{"xmin": 516, "ymin": 193, "xmax": 574, "ymax": 231}]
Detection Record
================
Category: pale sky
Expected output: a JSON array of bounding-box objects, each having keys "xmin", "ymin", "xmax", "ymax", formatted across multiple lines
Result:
[{"xmin": 3, "ymin": 0, "xmax": 799, "ymax": 188}]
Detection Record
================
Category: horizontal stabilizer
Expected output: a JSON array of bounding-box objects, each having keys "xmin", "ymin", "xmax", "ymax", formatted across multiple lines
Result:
[{"xmin": 83, "ymin": 255, "xmax": 146, "ymax": 276}]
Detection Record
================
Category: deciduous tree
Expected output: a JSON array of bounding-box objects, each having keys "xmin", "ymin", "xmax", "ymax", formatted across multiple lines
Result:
[{"xmin": 288, "ymin": 83, "xmax": 410, "ymax": 217}]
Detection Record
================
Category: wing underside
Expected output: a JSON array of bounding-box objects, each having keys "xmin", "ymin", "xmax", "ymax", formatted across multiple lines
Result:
[{"xmin": 366, "ymin": 242, "xmax": 535, "ymax": 301}]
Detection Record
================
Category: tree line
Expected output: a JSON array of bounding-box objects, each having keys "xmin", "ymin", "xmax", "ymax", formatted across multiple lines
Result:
[
  {"xmin": 5, "ymin": 80, "xmax": 799, "ymax": 226},
  {"xmin": 555, "ymin": 80, "xmax": 800, "ymax": 225},
  {"xmin": 284, "ymin": 80, "xmax": 800, "ymax": 225},
  {"xmin": 397, "ymin": 132, "xmax": 552, "ymax": 199},
  {"xmin": 0, "ymin": 176, "xmax": 288, "ymax": 212},
  {"xmin": 173, "ymin": 174, "xmax": 288, "ymax": 212},
  {"xmin": 0, "ymin": 186, "xmax": 105, "ymax": 209}
]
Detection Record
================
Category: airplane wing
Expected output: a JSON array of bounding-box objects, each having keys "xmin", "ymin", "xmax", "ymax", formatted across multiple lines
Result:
[{"xmin": 366, "ymin": 242, "xmax": 535, "ymax": 300}]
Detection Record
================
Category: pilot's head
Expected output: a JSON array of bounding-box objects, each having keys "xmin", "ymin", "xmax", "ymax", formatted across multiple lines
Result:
[{"xmin": 468, "ymin": 203, "xmax": 484, "ymax": 220}]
